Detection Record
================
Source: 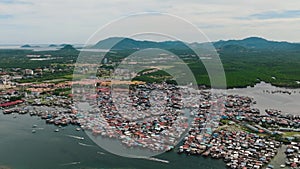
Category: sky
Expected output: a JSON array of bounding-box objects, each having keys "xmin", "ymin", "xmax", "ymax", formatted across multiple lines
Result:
[{"xmin": 0, "ymin": 0, "xmax": 300, "ymax": 44}]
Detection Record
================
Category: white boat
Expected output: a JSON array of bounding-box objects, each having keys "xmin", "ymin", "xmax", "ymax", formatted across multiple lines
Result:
[
  {"xmin": 32, "ymin": 130, "xmax": 36, "ymax": 133},
  {"xmin": 54, "ymin": 129, "xmax": 59, "ymax": 132},
  {"xmin": 97, "ymin": 151, "xmax": 105, "ymax": 155}
]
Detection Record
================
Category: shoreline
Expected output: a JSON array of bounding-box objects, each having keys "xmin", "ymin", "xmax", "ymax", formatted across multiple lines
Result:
[
  {"xmin": 198, "ymin": 81, "xmax": 300, "ymax": 90},
  {"xmin": 1, "ymin": 82, "xmax": 300, "ymax": 169}
]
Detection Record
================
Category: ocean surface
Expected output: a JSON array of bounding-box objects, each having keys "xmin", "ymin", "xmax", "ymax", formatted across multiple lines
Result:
[{"xmin": 0, "ymin": 112, "xmax": 225, "ymax": 169}]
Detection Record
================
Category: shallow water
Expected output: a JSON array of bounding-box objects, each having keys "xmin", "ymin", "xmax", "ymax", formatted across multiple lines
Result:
[{"xmin": 220, "ymin": 82, "xmax": 300, "ymax": 114}]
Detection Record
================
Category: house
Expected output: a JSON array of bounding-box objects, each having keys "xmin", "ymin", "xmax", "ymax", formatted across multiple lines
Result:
[
  {"xmin": 24, "ymin": 69, "xmax": 34, "ymax": 75},
  {"xmin": 0, "ymin": 100, "xmax": 24, "ymax": 107}
]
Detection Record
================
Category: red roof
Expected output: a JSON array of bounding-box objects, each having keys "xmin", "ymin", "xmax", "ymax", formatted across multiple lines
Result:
[
  {"xmin": 87, "ymin": 94, "xmax": 98, "ymax": 99},
  {"xmin": 97, "ymin": 88, "xmax": 110, "ymax": 92},
  {"xmin": 0, "ymin": 100, "xmax": 23, "ymax": 107}
]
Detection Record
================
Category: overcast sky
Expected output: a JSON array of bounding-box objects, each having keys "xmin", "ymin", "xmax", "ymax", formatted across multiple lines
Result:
[{"xmin": 1, "ymin": 0, "xmax": 300, "ymax": 44}]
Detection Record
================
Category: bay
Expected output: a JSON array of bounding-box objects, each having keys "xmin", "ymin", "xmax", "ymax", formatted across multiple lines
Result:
[{"xmin": 0, "ymin": 112, "xmax": 225, "ymax": 169}]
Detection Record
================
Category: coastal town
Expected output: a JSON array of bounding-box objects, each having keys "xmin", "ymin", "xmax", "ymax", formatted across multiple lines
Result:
[
  {"xmin": 2, "ymin": 0, "xmax": 300, "ymax": 169},
  {"xmin": 1, "ymin": 68, "xmax": 300, "ymax": 169}
]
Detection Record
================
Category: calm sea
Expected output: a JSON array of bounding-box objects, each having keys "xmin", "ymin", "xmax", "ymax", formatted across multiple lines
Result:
[{"xmin": 0, "ymin": 112, "xmax": 225, "ymax": 169}]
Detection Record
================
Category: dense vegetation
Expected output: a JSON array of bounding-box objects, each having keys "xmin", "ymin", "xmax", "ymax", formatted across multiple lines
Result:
[
  {"xmin": 0, "ymin": 46, "xmax": 78, "ymax": 69},
  {"xmin": 1, "ymin": 37, "xmax": 300, "ymax": 88}
]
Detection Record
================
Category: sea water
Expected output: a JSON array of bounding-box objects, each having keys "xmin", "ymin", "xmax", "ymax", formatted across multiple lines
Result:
[{"xmin": 0, "ymin": 112, "xmax": 225, "ymax": 169}]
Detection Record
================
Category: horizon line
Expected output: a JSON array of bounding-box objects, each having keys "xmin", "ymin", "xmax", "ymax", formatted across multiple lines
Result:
[{"xmin": 0, "ymin": 36, "xmax": 300, "ymax": 45}]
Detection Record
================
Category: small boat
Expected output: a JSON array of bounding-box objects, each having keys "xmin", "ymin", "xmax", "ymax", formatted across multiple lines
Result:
[
  {"xmin": 32, "ymin": 124, "xmax": 38, "ymax": 128},
  {"xmin": 32, "ymin": 130, "xmax": 36, "ymax": 133},
  {"xmin": 54, "ymin": 129, "xmax": 59, "ymax": 132},
  {"xmin": 280, "ymin": 164, "xmax": 286, "ymax": 168},
  {"xmin": 97, "ymin": 151, "xmax": 105, "ymax": 155},
  {"xmin": 76, "ymin": 128, "xmax": 81, "ymax": 131}
]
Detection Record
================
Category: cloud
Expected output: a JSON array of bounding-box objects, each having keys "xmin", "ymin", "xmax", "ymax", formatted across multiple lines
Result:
[
  {"xmin": 0, "ymin": 0, "xmax": 32, "ymax": 4},
  {"xmin": 0, "ymin": 0, "xmax": 300, "ymax": 43},
  {"xmin": 0, "ymin": 14, "xmax": 13, "ymax": 19},
  {"xmin": 242, "ymin": 10, "xmax": 300, "ymax": 20}
]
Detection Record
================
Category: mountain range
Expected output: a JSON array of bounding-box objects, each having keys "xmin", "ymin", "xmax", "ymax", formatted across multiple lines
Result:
[
  {"xmin": 91, "ymin": 37, "xmax": 300, "ymax": 52},
  {"xmin": 92, "ymin": 37, "xmax": 190, "ymax": 50},
  {"xmin": 214, "ymin": 37, "xmax": 300, "ymax": 52}
]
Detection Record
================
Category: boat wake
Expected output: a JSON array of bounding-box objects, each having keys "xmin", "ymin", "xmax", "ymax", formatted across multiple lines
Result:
[
  {"xmin": 60, "ymin": 161, "xmax": 81, "ymax": 166},
  {"xmin": 66, "ymin": 134, "xmax": 84, "ymax": 140},
  {"xmin": 78, "ymin": 142, "xmax": 94, "ymax": 147},
  {"xmin": 30, "ymin": 128, "xmax": 44, "ymax": 130},
  {"xmin": 134, "ymin": 156, "xmax": 169, "ymax": 164}
]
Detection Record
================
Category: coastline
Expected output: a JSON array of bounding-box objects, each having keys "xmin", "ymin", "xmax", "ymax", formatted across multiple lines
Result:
[
  {"xmin": 1, "ymin": 82, "xmax": 300, "ymax": 168},
  {"xmin": 199, "ymin": 81, "xmax": 300, "ymax": 90}
]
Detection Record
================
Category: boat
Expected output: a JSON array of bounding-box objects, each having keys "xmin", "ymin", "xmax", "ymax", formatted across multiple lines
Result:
[
  {"xmin": 54, "ymin": 129, "xmax": 59, "ymax": 132},
  {"xmin": 97, "ymin": 151, "xmax": 105, "ymax": 155},
  {"xmin": 76, "ymin": 128, "xmax": 81, "ymax": 131},
  {"xmin": 32, "ymin": 130, "xmax": 36, "ymax": 133},
  {"xmin": 32, "ymin": 124, "xmax": 37, "ymax": 128}
]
